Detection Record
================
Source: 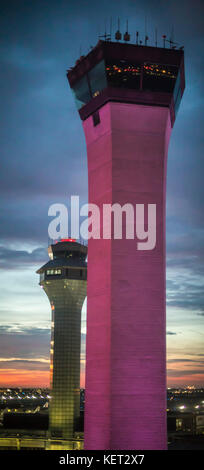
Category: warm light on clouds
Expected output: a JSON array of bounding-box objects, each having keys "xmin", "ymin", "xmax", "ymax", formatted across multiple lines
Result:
[
  {"xmin": 0, "ymin": 322, "xmax": 87, "ymax": 388},
  {"xmin": 0, "ymin": 0, "xmax": 203, "ymax": 389},
  {"xmin": 0, "ymin": 369, "xmax": 50, "ymax": 388},
  {"xmin": 167, "ymin": 374, "xmax": 204, "ymax": 388}
]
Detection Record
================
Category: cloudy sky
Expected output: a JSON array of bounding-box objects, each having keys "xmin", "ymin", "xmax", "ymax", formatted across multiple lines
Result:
[{"xmin": 0, "ymin": 0, "xmax": 203, "ymax": 388}]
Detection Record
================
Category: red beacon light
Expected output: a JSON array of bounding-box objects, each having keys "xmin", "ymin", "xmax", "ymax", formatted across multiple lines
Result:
[
  {"xmin": 54, "ymin": 238, "xmax": 76, "ymax": 244},
  {"xmin": 60, "ymin": 238, "xmax": 76, "ymax": 243}
]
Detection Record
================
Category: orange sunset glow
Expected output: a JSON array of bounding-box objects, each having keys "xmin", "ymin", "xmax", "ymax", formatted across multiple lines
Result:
[
  {"xmin": 0, "ymin": 367, "xmax": 202, "ymax": 389},
  {"xmin": 0, "ymin": 368, "xmax": 86, "ymax": 389}
]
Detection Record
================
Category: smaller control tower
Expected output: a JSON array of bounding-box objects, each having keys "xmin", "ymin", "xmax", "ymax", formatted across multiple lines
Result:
[{"xmin": 37, "ymin": 240, "xmax": 87, "ymax": 444}]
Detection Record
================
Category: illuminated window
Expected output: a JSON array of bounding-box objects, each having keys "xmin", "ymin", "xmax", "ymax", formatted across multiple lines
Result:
[
  {"xmin": 143, "ymin": 62, "xmax": 178, "ymax": 93},
  {"xmin": 47, "ymin": 269, "xmax": 62, "ymax": 276},
  {"xmin": 176, "ymin": 418, "xmax": 183, "ymax": 430},
  {"xmin": 106, "ymin": 60, "xmax": 141, "ymax": 89}
]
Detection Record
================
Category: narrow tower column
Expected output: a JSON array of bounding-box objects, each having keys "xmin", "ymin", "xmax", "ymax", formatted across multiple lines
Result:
[
  {"xmin": 67, "ymin": 40, "xmax": 185, "ymax": 450},
  {"xmin": 37, "ymin": 240, "xmax": 87, "ymax": 446}
]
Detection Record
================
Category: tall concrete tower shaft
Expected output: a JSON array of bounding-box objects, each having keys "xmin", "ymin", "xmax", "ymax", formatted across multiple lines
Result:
[
  {"xmin": 37, "ymin": 240, "xmax": 87, "ymax": 443},
  {"xmin": 67, "ymin": 41, "xmax": 185, "ymax": 450}
]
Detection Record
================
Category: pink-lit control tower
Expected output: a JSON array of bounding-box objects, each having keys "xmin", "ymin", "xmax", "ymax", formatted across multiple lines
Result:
[{"xmin": 67, "ymin": 40, "xmax": 185, "ymax": 450}]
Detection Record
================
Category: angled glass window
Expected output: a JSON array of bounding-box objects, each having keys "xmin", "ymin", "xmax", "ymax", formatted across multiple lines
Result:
[
  {"xmin": 72, "ymin": 75, "xmax": 91, "ymax": 110},
  {"xmin": 174, "ymin": 87, "xmax": 182, "ymax": 117},
  {"xmin": 88, "ymin": 60, "xmax": 107, "ymax": 97},
  {"xmin": 173, "ymin": 69, "xmax": 182, "ymax": 116},
  {"xmin": 173, "ymin": 69, "xmax": 181, "ymax": 102}
]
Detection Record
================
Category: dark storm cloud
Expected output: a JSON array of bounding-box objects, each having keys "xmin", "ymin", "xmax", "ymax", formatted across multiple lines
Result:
[
  {"xmin": 0, "ymin": 324, "xmax": 86, "ymax": 365},
  {"xmin": 0, "ymin": 359, "xmax": 49, "ymax": 371},
  {"xmin": 166, "ymin": 260, "xmax": 204, "ymax": 315},
  {"xmin": 167, "ymin": 299, "xmax": 204, "ymax": 315},
  {"xmin": 167, "ymin": 254, "xmax": 204, "ymax": 276},
  {"xmin": 167, "ymin": 358, "xmax": 204, "ymax": 364},
  {"xmin": 0, "ymin": 0, "xmax": 203, "ymax": 232},
  {"xmin": 0, "ymin": 324, "xmax": 50, "ymax": 335},
  {"xmin": 0, "ymin": 197, "xmax": 52, "ymax": 244},
  {"xmin": 0, "ymin": 1, "xmax": 88, "ymax": 205},
  {"xmin": 0, "ymin": 0, "xmax": 203, "ymax": 384},
  {"xmin": 0, "ymin": 246, "xmax": 47, "ymax": 269},
  {"xmin": 167, "ymin": 290, "xmax": 204, "ymax": 316},
  {"xmin": 167, "ymin": 369, "xmax": 204, "ymax": 377},
  {"xmin": 166, "ymin": 231, "xmax": 204, "ymax": 316},
  {"xmin": 0, "ymin": 0, "xmax": 202, "ymax": 313},
  {"xmin": 0, "ymin": 326, "xmax": 50, "ymax": 359}
]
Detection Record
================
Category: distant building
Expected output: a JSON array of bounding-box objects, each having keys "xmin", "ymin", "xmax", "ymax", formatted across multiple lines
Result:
[
  {"xmin": 168, "ymin": 412, "xmax": 204, "ymax": 435},
  {"xmin": 37, "ymin": 240, "xmax": 87, "ymax": 446}
]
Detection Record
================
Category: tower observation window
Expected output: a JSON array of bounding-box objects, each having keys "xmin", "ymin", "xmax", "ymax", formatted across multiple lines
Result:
[
  {"xmin": 142, "ymin": 63, "xmax": 178, "ymax": 93},
  {"xmin": 72, "ymin": 60, "xmax": 107, "ymax": 110},
  {"xmin": 106, "ymin": 60, "xmax": 141, "ymax": 89},
  {"xmin": 71, "ymin": 57, "xmax": 180, "ymax": 110},
  {"xmin": 88, "ymin": 60, "xmax": 107, "ymax": 97},
  {"xmin": 47, "ymin": 269, "xmax": 62, "ymax": 276},
  {"xmin": 71, "ymin": 75, "xmax": 91, "ymax": 110}
]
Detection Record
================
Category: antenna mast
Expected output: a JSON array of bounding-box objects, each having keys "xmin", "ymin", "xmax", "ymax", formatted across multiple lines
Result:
[
  {"xmin": 124, "ymin": 19, "xmax": 130, "ymax": 42},
  {"xmin": 115, "ymin": 17, "xmax": 122, "ymax": 41}
]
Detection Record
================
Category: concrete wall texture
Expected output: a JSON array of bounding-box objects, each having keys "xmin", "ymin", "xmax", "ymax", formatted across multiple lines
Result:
[{"xmin": 83, "ymin": 102, "xmax": 171, "ymax": 449}]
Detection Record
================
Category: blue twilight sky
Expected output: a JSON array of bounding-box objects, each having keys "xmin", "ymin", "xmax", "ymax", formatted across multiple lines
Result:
[{"xmin": 0, "ymin": 0, "xmax": 203, "ymax": 387}]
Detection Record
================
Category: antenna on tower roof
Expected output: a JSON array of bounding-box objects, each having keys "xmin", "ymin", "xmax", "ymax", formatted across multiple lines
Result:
[
  {"xmin": 167, "ymin": 26, "xmax": 182, "ymax": 50},
  {"xmin": 110, "ymin": 16, "xmax": 112, "ymax": 40},
  {"xmin": 115, "ymin": 17, "xmax": 122, "ymax": 41},
  {"xmin": 170, "ymin": 25, "xmax": 174, "ymax": 48},
  {"xmin": 145, "ymin": 35, "xmax": 149, "ymax": 46},
  {"xmin": 144, "ymin": 14, "xmax": 149, "ymax": 46},
  {"xmin": 155, "ymin": 28, "xmax": 158, "ymax": 47},
  {"xmin": 162, "ymin": 34, "xmax": 167, "ymax": 48},
  {"xmin": 165, "ymin": 36, "xmax": 180, "ymax": 50},
  {"xmin": 136, "ymin": 31, "xmax": 139, "ymax": 45},
  {"xmin": 99, "ymin": 19, "xmax": 111, "ymax": 42},
  {"xmin": 124, "ymin": 19, "xmax": 130, "ymax": 42}
]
